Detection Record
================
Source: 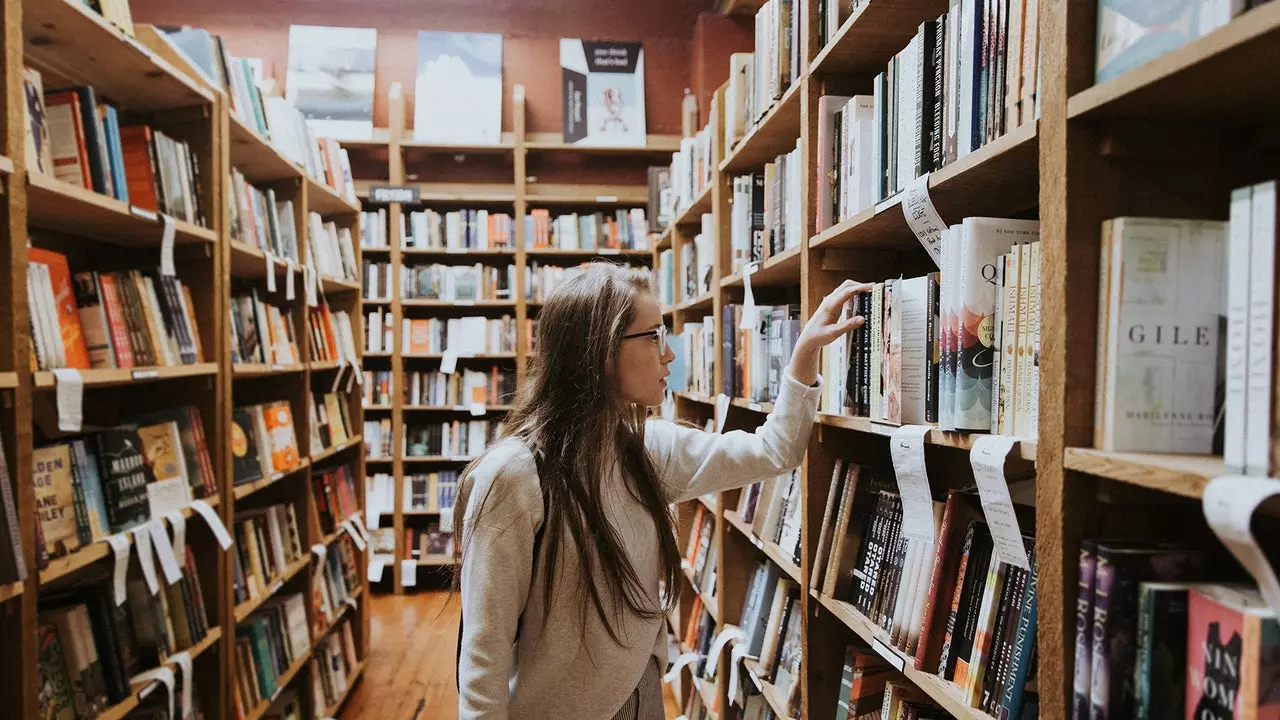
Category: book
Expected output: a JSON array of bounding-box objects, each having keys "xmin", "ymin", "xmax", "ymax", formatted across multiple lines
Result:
[
  {"xmin": 413, "ymin": 31, "xmax": 503, "ymax": 145},
  {"xmin": 560, "ymin": 40, "xmax": 647, "ymax": 148},
  {"xmin": 1133, "ymin": 582, "xmax": 1193, "ymax": 720},
  {"xmin": 1185, "ymin": 584, "xmax": 1280, "ymax": 719},
  {"xmin": 285, "ymin": 25, "xmax": 377, "ymax": 141},
  {"xmin": 23, "ymin": 67, "xmax": 55, "ymax": 176}
]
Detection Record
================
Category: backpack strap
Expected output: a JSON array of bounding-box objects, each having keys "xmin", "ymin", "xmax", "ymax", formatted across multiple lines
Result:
[{"xmin": 456, "ymin": 450, "xmax": 549, "ymax": 690}]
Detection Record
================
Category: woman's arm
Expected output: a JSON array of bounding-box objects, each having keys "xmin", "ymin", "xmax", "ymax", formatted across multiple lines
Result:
[
  {"xmin": 457, "ymin": 449, "xmax": 543, "ymax": 720},
  {"xmin": 646, "ymin": 280, "xmax": 867, "ymax": 502}
]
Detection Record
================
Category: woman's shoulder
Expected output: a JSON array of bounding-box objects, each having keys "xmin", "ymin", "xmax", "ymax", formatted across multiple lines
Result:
[{"xmin": 464, "ymin": 437, "xmax": 543, "ymax": 520}]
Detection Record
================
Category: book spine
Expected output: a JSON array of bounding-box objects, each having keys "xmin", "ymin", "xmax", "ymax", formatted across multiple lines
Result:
[
  {"xmin": 1072, "ymin": 543, "xmax": 1097, "ymax": 720},
  {"xmin": 1225, "ymin": 187, "xmax": 1252, "ymax": 471},
  {"xmin": 97, "ymin": 274, "xmax": 135, "ymax": 368},
  {"xmin": 990, "ymin": 253, "xmax": 1005, "ymax": 433},
  {"xmin": 1088, "ymin": 551, "xmax": 1115, "ymax": 720},
  {"xmin": 1247, "ymin": 181, "xmax": 1277, "ymax": 474},
  {"xmin": 931, "ymin": 17, "xmax": 945, "ymax": 172},
  {"xmin": 999, "ymin": 557, "xmax": 1038, "ymax": 718}
]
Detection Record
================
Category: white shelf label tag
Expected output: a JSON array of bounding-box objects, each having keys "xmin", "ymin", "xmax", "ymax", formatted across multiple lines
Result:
[
  {"xmin": 285, "ymin": 264, "xmax": 296, "ymax": 300},
  {"xmin": 130, "ymin": 206, "xmax": 159, "ymax": 221},
  {"xmin": 889, "ymin": 425, "xmax": 935, "ymax": 541},
  {"xmin": 168, "ymin": 651, "xmax": 194, "ymax": 719},
  {"xmin": 132, "ymin": 369, "xmax": 159, "ymax": 379},
  {"xmin": 312, "ymin": 544, "xmax": 328, "ymax": 560},
  {"xmin": 265, "ymin": 252, "xmax": 277, "ymax": 292},
  {"xmin": 871, "ymin": 637, "xmax": 906, "ymax": 671},
  {"xmin": 440, "ymin": 349, "xmax": 458, "ymax": 375},
  {"xmin": 728, "ymin": 643, "xmax": 751, "ymax": 701},
  {"xmin": 190, "ymin": 500, "xmax": 232, "ymax": 550},
  {"xmin": 400, "ymin": 558, "xmax": 418, "ymax": 587},
  {"xmin": 53, "ymin": 369, "xmax": 83, "ymax": 432},
  {"xmin": 970, "ymin": 435, "xmax": 1030, "ymax": 569},
  {"xmin": 596, "ymin": 195, "xmax": 618, "ymax": 202},
  {"xmin": 663, "ymin": 652, "xmax": 700, "ymax": 684},
  {"xmin": 164, "ymin": 511, "xmax": 186, "ymax": 562},
  {"xmin": 469, "ymin": 402, "xmax": 486, "ymax": 417},
  {"xmin": 902, "ymin": 174, "xmax": 946, "ymax": 268},
  {"xmin": 341, "ymin": 520, "xmax": 367, "ymax": 551},
  {"xmin": 160, "ymin": 215, "xmax": 176, "ymax": 277},
  {"xmin": 146, "ymin": 520, "xmax": 184, "ymax": 585},
  {"xmin": 107, "ymin": 534, "xmax": 131, "ymax": 605},
  {"xmin": 129, "ymin": 667, "xmax": 175, "ymax": 720},
  {"xmin": 367, "ymin": 556, "xmax": 387, "ymax": 583},
  {"xmin": 705, "ymin": 626, "xmax": 746, "ymax": 677},
  {"xmin": 739, "ymin": 262, "xmax": 759, "ymax": 330},
  {"xmin": 1205, "ymin": 475, "xmax": 1280, "ymax": 621},
  {"xmin": 715, "ymin": 394, "xmax": 730, "ymax": 433},
  {"xmin": 132, "ymin": 524, "xmax": 160, "ymax": 595}
]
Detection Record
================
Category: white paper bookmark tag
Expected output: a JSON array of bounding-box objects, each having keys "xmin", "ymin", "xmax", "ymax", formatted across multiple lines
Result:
[
  {"xmin": 871, "ymin": 637, "xmax": 907, "ymax": 671},
  {"xmin": 190, "ymin": 500, "xmax": 232, "ymax": 550},
  {"xmin": 53, "ymin": 369, "xmax": 84, "ymax": 432},
  {"xmin": 160, "ymin": 215, "xmax": 177, "ymax": 277},
  {"xmin": 344, "ymin": 366, "xmax": 357, "ymax": 394},
  {"xmin": 132, "ymin": 525, "xmax": 160, "ymax": 595},
  {"xmin": 130, "ymin": 206, "xmax": 159, "ymax": 222},
  {"xmin": 441, "ymin": 349, "xmax": 458, "ymax": 375},
  {"xmin": 469, "ymin": 402, "xmax": 485, "ymax": 417},
  {"xmin": 164, "ymin": 511, "xmax": 186, "ymax": 561},
  {"xmin": 350, "ymin": 359, "xmax": 363, "ymax": 385},
  {"xmin": 130, "ymin": 666, "xmax": 175, "ymax": 720},
  {"xmin": 439, "ymin": 508, "xmax": 454, "ymax": 534},
  {"xmin": 311, "ymin": 544, "xmax": 328, "ymax": 561},
  {"xmin": 970, "ymin": 435, "xmax": 1030, "ymax": 569},
  {"xmin": 341, "ymin": 521, "xmax": 367, "ymax": 551},
  {"xmin": 367, "ymin": 556, "xmax": 387, "ymax": 583},
  {"xmin": 265, "ymin": 253, "xmax": 277, "ymax": 292},
  {"xmin": 889, "ymin": 425, "xmax": 935, "ymax": 541},
  {"xmin": 705, "ymin": 626, "xmax": 746, "ymax": 677},
  {"xmin": 168, "ymin": 651, "xmax": 194, "ymax": 719},
  {"xmin": 715, "ymin": 394, "xmax": 731, "ymax": 433},
  {"xmin": 331, "ymin": 365, "xmax": 345, "ymax": 394},
  {"xmin": 305, "ymin": 267, "xmax": 318, "ymax": 307},
  {"xmin": 1205, "ymin": 475, "xmax": 1280, "ymax": 621},
  {"xmin": 366, "ymin": 504, "xmax": 381, "ymax": 530},
  {"xmin": 902, "ymin": 174, "xmax": 946, "ymax": 268},
  {"xmin": 664, "ymin": 652, "xmax": 701, "ymax": 683},
  {"xmin": 400, "ymin": 559, "xmax": 417, "ymax": 587},
  {"xmin": 107, "ymin": 534, "xmax": 131, "ymax": 605},
  {"xmin": 344, "ymin": 595, "xmax": 358, "ymax": 610},
  {"xmin": 350, "ymin": 514, "xmax": 371, "ymax": 544},
  {"xmin": 147, "ymin": 520, "xmax": 183, "ymax": 585},
  {"xmin": 286, "ymin": 265, "xmax": 296, "ymax": 300},
  {"xmin": 739, "ymin": 262, "xmax": 759, "ymax": 330},
  {"xmin": 728, "ymin": 643, "xmax": 753, "ymax": 701}
]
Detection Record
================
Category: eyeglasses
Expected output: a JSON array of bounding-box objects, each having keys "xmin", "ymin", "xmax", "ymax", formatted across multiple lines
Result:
[{"xmin": 622, "ymin": 325, "xmax": 668, "ymax": 355}]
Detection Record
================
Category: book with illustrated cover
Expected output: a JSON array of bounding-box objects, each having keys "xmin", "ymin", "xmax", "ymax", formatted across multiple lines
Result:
[
  {"xmin": 32, "ymin": 444, "xmax": 80, "ymax": 559},
  {"xmin": 414, "ymin": 31, "xmax": 503, "ymax": 145},
  {"xmin": 23, "ymin": 67, "xmax": 54, "ymax": 177},
  {"xmin": 1186, "ymin": 584, "xmax": 1280, "ymax": 720},
  {"xmin": 263, "ymin": 401, "xmax": 301, "ymax": 473},
  {"xmin": 231, "ymin": 408, "xmax": 264, "ymax": 486},
  {"xmin": 560, "ymin": 40, "xmax": 646, "ymax": 148},
  {"xmin": 135, "ymin": 420, "xmax": 192, "ymax": 518},
  {"xmin": 286, "ymin": 26, "xmax": 377, "ymax": 141},
  {"xmin": 29, "ymin": 248, "xmax": 90, "ymax": 371},
  {"xmin": 95, "ymin": 426, "xmax": 155, "ymax": 533}
]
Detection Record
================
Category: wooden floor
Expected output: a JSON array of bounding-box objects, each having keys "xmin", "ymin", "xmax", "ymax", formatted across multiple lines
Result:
[{"xmin": 341, "ymin": 590, "xmax": 682, "ymax": 719}]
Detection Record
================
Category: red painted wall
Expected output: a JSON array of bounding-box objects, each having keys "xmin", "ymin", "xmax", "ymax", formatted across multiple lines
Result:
[
  {"xmin": 691, "ymin": 13, "xmax": 754, "ymax": 127},
  {"xmin": 130, "ymin": 0, "xmax": 717, "ymax": 135}
]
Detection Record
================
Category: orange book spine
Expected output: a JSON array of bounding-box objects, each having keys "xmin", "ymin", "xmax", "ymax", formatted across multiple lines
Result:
[
  {"xmin": 96, "ymin": 274, "xmax": 135, "ymax": 368},
  {"xmin": 117, "ymin": 125, "xmax": 159, "ymax": 212},
  {"xmin": 29, "ymin": 248, "xmax": 90, "ymax": 369}
]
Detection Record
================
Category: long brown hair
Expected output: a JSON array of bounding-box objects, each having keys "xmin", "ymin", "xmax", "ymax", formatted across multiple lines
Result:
[{"xmin": 453, "ymin": 262, "xmax": 682, "ymax": 642}]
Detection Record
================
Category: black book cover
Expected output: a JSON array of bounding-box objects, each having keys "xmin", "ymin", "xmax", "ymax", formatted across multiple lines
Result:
[
  {"xmin": 931, "ymin": 14, "xmax": 946, "ymax": 172},
  {"xmin": 0, "ymin": 422, "xmax": 25, "ymax": 582},
  {"xmin": 83, "ymin": 585, "xmax": 130, "ymax": 703},
  {"xmin": 925, "ymin": 273, "xmax": 940, "ymax": 423},
  {"xmin": 860, "ymin": 291, "xmax": 872, "ymax": 415},
  {"xmin": 948, "ymin": 526, "xmax": 994, "ymax": 681},
  {"xmin": 852, "ymin": 490, "xmax": 887, "ymax": 614},
  {"xmin": 722, "ymin": 307, "xmax": 736, "ymax": 397},
  {"xmin": 94, "ymin": 426, "xmax": 154, "ymax": 533},
  {"xmin": 916, "ymin": 21, "xmax": 938, "ymax": 177},
  {"xmin": 938, "ymin": 521, "xmax": 978, "ymax": 676},
  {"xmin": 750, "ymin": 171, "xmax": 765, "ymax": 263},
  {"xmin": 71, "ymin": 86, "xmax": 111, "ymax": 195},
  {"xmin": 231, "ymin": 408, "xmax": 264, "ymax": 485},
  {"xmin": 982, "ymin": 561, "xmax": 1025, "ymax": 711}
]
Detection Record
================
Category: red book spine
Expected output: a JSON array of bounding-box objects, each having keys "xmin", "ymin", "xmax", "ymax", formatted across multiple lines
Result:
[
  {"xmin": 187, "ymin": 407, "xmax": 217, "ymax": 498},
  {"xmin": 96, "ymin": 274, "xmax": 135, "ymax": 368}
]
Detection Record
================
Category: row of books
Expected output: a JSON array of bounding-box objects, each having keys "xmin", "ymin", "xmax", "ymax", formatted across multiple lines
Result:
[
  {"xmin": 397, "ymin": 316, "xmax": 518, "ymax": 356},
  {"xmin": 402, "ymin": 368, "xmax": 517, "ymax": 408},
  {"xmin": 668, "ymin": 122, "xmax": 714, "ymax": 221},
  {"xmin": 1094, "ymin": 193, "xmax": 1278, "ymax": 458},
  {"xmin": 0, "ymin": 428, "xmax": 22, "ymax": 585},
  {"xmin": 230, "ymin": 168, "xmax": 300, "ymax": 261},
  {"xmin": 402, "ymin": 209, "xmax": 515, "ymax": 251},
  {"xmin": 684, "ymin": 214, "xmax": 716, "ymax": 301},
  {"xmin": 34, "ymin": 406, "xmax": 217, "ymax": 561},
  {"xmin": 721, "ymin": 303, "xmax": 803, "ymax": 403},
  {"xmin": 1071, "ymin": 542, "xmax": 1280, "ymax": 720},
  {"xmin": 312, "ymin": 464, "xmax": 361, "ymax": 537},
  {"xmin": 665, "ymin": 318, "xmax": 716, "ymax": 397},
  {"xmin": 24, "ymin": 69, "xmax": 206, "ymax": 225},
  {"xmin": 656, "ymin": 249, "xmax": 676, "ymax": 307},
  {"xmin": 29, "ymin": 250, "xmax": 205, "ymax": 372},
  {"xmin": 232, "ymin": 503, "xmax": 305, "ymax": 607},
  {"xmin": 231, "ymin": 291, "xmax": 298, "ymax": 367},
  {"xmin": 230, "ymin": 402, "xmax": 301, "ymax": 486},
  {"xmin": 310, "ymin": 390, "xmax": 356, "ymax": 457},
  {"xmin": 313, "ymin": 534, "xmax": 361, "ymax": 635},
  {"xmin": 405, "ymin": 472, "xmax": 459, "ymax": 513},
  {"xmin": 361, "ymin": 209, "xmax": 390, "ymax": 248},
  {"xmin": 730, "ymin": 144, "xmax": 802, "ymax": 274},
  {"xmin": 733, "ymin": 559, "xmax": 804, "ymax": 715},
  {"xmin": 399, "ymin": 263, "xmax": 515, "ymax": 302},
  {"xmin": 526, "ymin": 262, "xmax": 644, "ymax": 302},
  {"xmin": 738, "ymin": 470, "xmax": 804, "ymax": 570},
  {"xmin": 685, "ymin": 506, "xmax": 719, "ymax": 604},
  {"xmin": 724, "ymin": 0, "xmax": 800, "ymax": 154},
  {"xmin": 308, "ymin": 213, "xmax": 360, "ymax": 283},
  {"xmin": 524, "ymin": 209, "xmax": 651, "ymax": 251},
  {"xmin": 310, "ymin": 303, "xmax": 360, "ymax": 365},
  {"xmin": 233, "ymin": 593, "xmax": 312, "ymax": 716},
  {"xmin": 310, "ymin": 616, "xmax": 361, "ymax": 712},
  {"xmin": 364, "ymin": 371, "xmax": 394, "ymax": 407},
  {"xmin": 811, "ymin": 460, "xmax": 1039, "ymax": 715},
  {"xmin": 37, "ymin": 542, "xmax": 211, "ymax": 718},
  {"xmin": 404, "ymin": 523, "xmax": 452, "ymax": 559},
  {"xmin": 404, "ymin": 420, "xmax": 504, "ymax": 459},
  {"xmin": 364, "ymin": 419, "xmax": 393, "ymax": 459}
]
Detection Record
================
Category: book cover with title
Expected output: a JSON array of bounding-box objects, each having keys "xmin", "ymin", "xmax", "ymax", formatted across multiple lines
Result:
[{"xmin": 560, "ymin": 40, "xmax": 646, "ymax": 148}]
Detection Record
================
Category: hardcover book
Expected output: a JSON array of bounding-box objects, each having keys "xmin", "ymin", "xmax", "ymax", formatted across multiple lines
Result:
[
  {"xmin": 1186, "ymin": 584, "xmax": 1280, "ymax": 720},
  {"xmin": 94, "ymin": 426, "xmax": 155, "ymax": 533}
]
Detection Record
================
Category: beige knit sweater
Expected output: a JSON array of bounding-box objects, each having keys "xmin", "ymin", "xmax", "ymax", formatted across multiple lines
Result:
[{"xmin": 458, "ymin": 372, "xmax": 822, "ymax": 719}]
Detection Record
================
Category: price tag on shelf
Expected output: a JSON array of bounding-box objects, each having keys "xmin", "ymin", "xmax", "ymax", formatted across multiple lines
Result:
[
  {"xmin": 595, "ymin": 195, "xmax": 618, "ymax": 202},
  {"xmin": 456, "ymin": 299, "xmax": 475, "ymax": 306},
  {"xmin": 285, "ymin": 264, "xmax": 296, "ymax": 300},
  {"xmin": 400, "ymin": 559, "xmax": 418, "ymax": 587},
  {"xmin": 970, "ymin": 435, "xmax": 1030, "ymax": 569},
  {"xmin": 470, "ymin": 402, "xmax": 486, "ymax": 417},
  {"xmin": 265, "ymin": 253, "xmax": 277, "ymax": 292},
  {"xmin": 888, "ymin": 425, "xmax": 935, "ymax": 541},
  {"xmin": 132, "ymin": 524, "xmax": 160, "ymax": 595},
  {"xmin": 190, "ymin": 500, "xmax": 232, "ymax": 550},
  {"xmin": 739, "ymin": 262, "xmax": 759, "ymax": 330},
  {"xmin": 728, "ymin": 644, "xmax": 751, "ymax": 701},
  {"xmin": 350, "ymin": 514, "xmax": 372, "ymax": 544},
  {"xmin": 367, "ymin": 556, "xmax": 387, "ymax": 583},
  {"xmin": 663, "ymin": 653, "xmax": 700, "ymax": 684},
  {"xmin": 715, "ymin": 394, "xmax": 730, "ymax": 433},
  {"xmin": 311, "ymin": 544, "xmax": 328, "ymax": 561},
  {"xmin": 350, "ymin": 359, "xmax": 363, "ymax": 385},
  {"xmin": 168, "ymin": 651, "xmax": 194, "ymax": 720},
  {"xmin": 439, "ymin": 509, "xmax": 454, "ymax": 534},
  {"xmin": 130, "ymin": 205, "xmax": 159, "ymax": 222},
  {"xmin": 440, "ymin": 349, "xmax": 458, "ymax": 375},
  {"xmin": 747, "ymin": 402, "xmax": 762, "ymax": 412},
  {"xmin": 163, "ymin": 511, "xmax": 186, "ymax": 562},
  {"xmin": 340, "ymin": 520, "xmax": 367, "ymax": 551},
  {"xmin": 107, "ymin": 534, "xmax": 131, "ymax": 605},
  {"xmin": 902, "ymin": 174, "xmax": 946, "ymax": 268},
  {"xmin": 600, "ymin": 247, "xmax": 620, "ymax": 255},
  {"xmin": 53, "ymin": 369, "xmax": 83, "ymax": 433},
  {"xmin": 160, "ymin": 215, "xmax": 176, "ymax": 277},
  {"xmin": 446, "ymin": 245, "xmax": 467, "ymax": 254},
  {"xmin": 146, "ymin": 520, "xmax": 184, "ymax": 585},
  {"xmin": 132, "ymin": 369, "xmax": 159, "ymax": 379},
  {"xmin": 1205, "ymin": 475, "xmax": 1280, "ymax": 621}
]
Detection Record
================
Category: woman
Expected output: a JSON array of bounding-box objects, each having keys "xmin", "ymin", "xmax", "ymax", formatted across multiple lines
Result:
[{"xmin": 454, "ymin": 263, "xmax": 866, "ymax": 720}]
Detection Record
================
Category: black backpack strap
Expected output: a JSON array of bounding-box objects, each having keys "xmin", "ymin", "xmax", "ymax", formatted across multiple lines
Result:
[{"xmin": 456, "ymin": 451, "xmax": 549, "ymax": 690}]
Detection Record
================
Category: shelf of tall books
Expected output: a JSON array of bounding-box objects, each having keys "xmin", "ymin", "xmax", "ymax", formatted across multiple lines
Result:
[
  {"xmin": 652, "ymin": 0, "xmax": 1280, "ymax": 719},
  {"xmin": 0, "ymin": 4, "xmax": 372, "ymax": 718},
  {"xmin": 345, "ymin": 85, "xmax": 676, "ymax": 592}
]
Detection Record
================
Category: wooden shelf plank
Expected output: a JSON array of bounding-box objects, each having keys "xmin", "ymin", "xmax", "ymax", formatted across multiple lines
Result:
[
  {"xmin": 320, "ymin": 274, "xmax": 362, "ymax": 293},
  {"xmin": 234, "ymin": 555, "xmax": 311, "ymax": 624},
  {"xmin": 720, "ymin": 79, "xmax": 805, "ymax": 174},
  {"xmin": 524, "ymin": 132, "xmax": 681, "ymax": 154},
  {"xmin": 401, "ymin": 353, "xmax": 517, "ymax": 360},
  {"xmin": 674, "ymin": 184, "xmax": 715, "ymax": 227},
  {"xmin": 720, "ymin": 245, "xmax": 803, "ymax": 288},
  {"xmin": 97, "ymin": 628, "xmax": 223, "ymax": 720},
  {"xmin": 34, "ymin": 363, "xmax": 218, "ymax": 389},
  {"xmin": 306, "ymin": 175, "xmax": 361, "ymax": 217},
  {"xmin": 401, "ymin": 405, "xmax": 513, "ymax": 412},
  {"xmin": 309, "ymin": 360, "xmax": 344, "ymax": 371},
  {"xmin": 402, "ymin": 455, "xmax": 477, "ymax": 463},
  {"xmin": 1068, "ymin": 3, "xmax": 1280, "ymax": 120},
  {"xmin": 233, "ymin": 461, "xmax": 311, "ymax": 502},
  {"xmin": 731, "ymin": 397, "xmax": 775, "ymax": 414},
  {"xmin": 524, "ymin": 183, "xmax": 648, "ymax": 205},
  {"xmin": 817, "ymin": 412, "xmax": 1038, "ymax": 460},
  {"xmin": 675, "ymin": 391, "xmax": 716, "ymax": 406},
  {"xmin": 401, "ymin": 133, "xmax": 517, "ymax": 153},
  {"xmin": 228, "ymin": 115, "xmax": 303, "ymax": 183},
  {"xmin": 723, "ymin": 510, "xmax": 802, "ymax": 584},
  {"xmin": 743, "ymin": 658, "xmax": 797, "ymax": 720},
  {"xmin": 675, "ymin": 291, "xmax": 716, "ymax": 314},
  {"xmin": 241, "ymin": 650, "xmax": 310, "ymax": 720},
  {"xmin": 233, "ymin": 363, "xmax": 305, "ymax": 378},
  {"xmin": 27, "ymin": 172, "xmax": 217, "ymax": 247},
  {"xmin": 524, "ymin": 247, "xmax": 652, "ymax": 258},
  {"xmin": 0, "ymin": 372, "xmax": 17, "ymax": 390},
  {"xmin": 310, "ymin": 435, "xmax": 364, "ymax": 465},
  {"xmin": 24, "ymin": 0, "xmax": 214, "ymax": 111},
  {"xmin": 366, "ymin": 456, "xmax": 395, "ymax": 463},
  {"xmin": 811, "ymin": 121, "xmax": 1039, "ymax": 251},
  {"xmin": 41, "ymin": 498, "xmax": 219, "ymax": 585},
  {"xmin": 810, "ymin": 0, "xmax": 951, "ymax": 76},
  {"xmin": 416, "ymin": 554, "xmax": 455, "ymax": 566},
  {"xmin": 399, "ymin": 247, "xmax": 516, "ymax": 258},
  {"xmin": 319, "ymin": 659, "xmax": 367, "ymax": 718},
  {"xmin": 1063, "ymin": 447, "xmax": 1222, "ymax": 499},
  {"xmin": 816, "ymin": 594, "xmax": 998, "ymax": 720},
  {"xmin": 400, "ymin": 299, "xmax": 517, "ymax": 308},
  {"xmin": 355, "ymin": 180, "xmax": 517, "ymax": 204},
  {"xmin": 0, "ymin": 580, "xmax": 23, "ymax": 603},
  {"xmin": 228, "ymin": 241, "xmax": 302, "ymax": 279}
]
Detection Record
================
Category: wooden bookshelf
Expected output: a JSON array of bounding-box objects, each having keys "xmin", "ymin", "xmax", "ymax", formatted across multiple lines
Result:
[
  {"xmin": 32, "ymin": 363, "xmax": 220, "ymax": 388},
  {"xmin": 720, "ymin": 79, "xmax": 805, "ymax": 174},
  {"xmin": 241, "ymin": 652, "xmax": 310, "ymax": 720},
  {"xmin": 719, "ymin": 244, "xmax": 803, "ymax": 288},
  {"xmin": 233, "ymin": 555, "xmax": 310, "ymax": 624},
  {"xmin": 26, "ymin": 172, "xmax": 218, "ymax": 247},
  {"xmin": 319, "ymin": 659, "xmax": 367, "ymax": 717}
]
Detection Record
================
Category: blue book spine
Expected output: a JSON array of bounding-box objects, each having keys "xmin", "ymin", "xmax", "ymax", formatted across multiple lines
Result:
[
  {"xmin": 102, "ymin": 106, "xmax": 129, "ymax": 205},
  {"xmin": 999, "ymin": 559, "xmax": 1038, "ymax": 719}
]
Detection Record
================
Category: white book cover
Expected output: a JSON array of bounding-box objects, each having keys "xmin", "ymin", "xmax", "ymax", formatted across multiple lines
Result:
[
  {"xmin": 1016, "ymin": 241, "xmax": 1036, "ymax": 439},
  {"xmin": 899, "ymin": 275, "xmax": 931, "ymax": 425},
  {"xmin": 1224, "ymin": 188, "xmax": 1252, "ymax": 472},
  {"xmin": 1246, "ymin": 182, "xmax": 1277, "ymax": 474},
  {"xmin": 560, "ymin": 40, "xmax": 646, "ymax": 148},
  {"xmin": 285, "ymin": 25, "xmax": 377, "ymax": 141},
  {"xmin": 957, "ymin": 0, "xmax": 977, "ymax": 158},
  {"xmin": 940, "ymin": 227, "xmax": 959, "ymax": 431},
  {"xmin": 849, "ymin": 96, "xmax": 876, "ymax": 215},
  {"xmin": 816, "ymin": 95, "xmax": 851, "ymax": 232},
  {"xmin": 414, "ymin": 31, "xmax": 502, "ymax": 145},
  {"xmin": 1101, "ymin": 218, "xmax": 1226, "ymax": 453}
]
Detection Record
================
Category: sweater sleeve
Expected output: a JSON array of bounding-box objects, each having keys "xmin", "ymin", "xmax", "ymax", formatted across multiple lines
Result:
[
  {"xmin": 458, "ymin": 447, "xmax": 544, "ymax": 720},
  {"xmin": 646, "ymin": 371, "xmax": 823, "ymax": 503}
]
